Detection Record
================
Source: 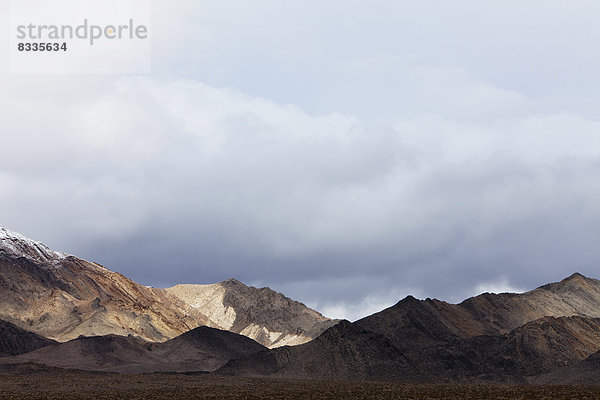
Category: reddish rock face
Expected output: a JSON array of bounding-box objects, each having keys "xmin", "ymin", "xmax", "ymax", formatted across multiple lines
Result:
[{"xmin": 0, "ymin": 251, "xmax": 197, "ymax": 342}]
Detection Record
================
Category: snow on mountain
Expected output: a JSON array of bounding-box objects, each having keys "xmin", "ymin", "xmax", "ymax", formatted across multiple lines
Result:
[{"xmin": 0, "ymin": 226, "xmax": 68, "ymax": 264}]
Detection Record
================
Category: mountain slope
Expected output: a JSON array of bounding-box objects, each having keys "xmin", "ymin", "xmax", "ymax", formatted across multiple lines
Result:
[
  {"xmin": 355, "ymin": 273, "xmax": 600, "ymax": 348},
  {"xmin": 534, "ymin": 349, "xmax": 600, "ymax": 385},
  {"xmin": 218, "ymin": 320, "xmax": 423, "ymax": 381},
  {"xmin": 1, "ymin": 326, "xmax": 266, "ymax": 373},
  {"xmin": 0, "ymin": 227, "xmax": 67, "ymax": 264},
  {"xmin": 0, "ymin": 334, "xmax": 162, "ymax": 373},
  {"xmin": 0, "ymin": 319, "xmax": 56, "ymax": 357},
  {"xmin": 0, "ymin": 249, "xmax": 195, "ymax": 342},
  {"xmin": 429, "ymin": 316, "xmax": 600, "ymax": 381},
  {"xmin": 165, "ymin": 279, "xmax": 337, "ymax": 347},
  {"xmin": 220, "ymin": 273, "xmax": 600, "ymax": 383},
  {"xmin": 149, "ymin": 325, "xmax": 267, "ymax": 372},
  {"xmin": 0, "ymin": 226, "xmax": 335, "ymax": 347}
]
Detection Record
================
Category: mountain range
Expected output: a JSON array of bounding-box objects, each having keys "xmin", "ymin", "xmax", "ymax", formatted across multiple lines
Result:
[
  {"xmin": 0, "ymin": 325, "xmax": 266, "ymax": 373},
  {"xmin": 3, "ymin": 226, "xmax": 600, "ymax": 383},
  {"xmin": 0, "ymin": 226, "xmax": 336, "ymax": 348},
  {"xmin": 220, "ymin": 272, "xmax": 600, "ymax": 383}
]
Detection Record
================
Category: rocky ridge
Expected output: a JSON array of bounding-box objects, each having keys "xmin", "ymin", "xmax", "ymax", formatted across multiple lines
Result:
[
  {"xmin": 0, "ymin": 226, "xmax": 335, "ymax": 347},
  {"xmin": 220, "ymin": 273, "xmax": 600, "ymax": 383},
  {"xmin": 0, "ymin": 325, "xmax": 266, "ymax": 373},
  {"xmin": 166, "ymin": 279, "xmax": 336, "ymax": 347}
]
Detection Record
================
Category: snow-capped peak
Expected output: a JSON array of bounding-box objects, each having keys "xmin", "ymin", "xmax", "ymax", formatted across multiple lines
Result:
[{"xmin": 0, "ymin": 226, "xmax": 69, "ymax": 264}]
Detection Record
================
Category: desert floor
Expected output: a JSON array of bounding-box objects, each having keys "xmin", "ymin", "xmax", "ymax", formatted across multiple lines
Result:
[{"xmin": 0, "ymin": 365, "xmax": 599, "ymax": 400}]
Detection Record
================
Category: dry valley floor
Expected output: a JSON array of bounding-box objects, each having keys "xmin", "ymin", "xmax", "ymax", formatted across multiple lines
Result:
[{"xmin": 0, "ymin": 365, "xmax": 599, "ymax": 400}]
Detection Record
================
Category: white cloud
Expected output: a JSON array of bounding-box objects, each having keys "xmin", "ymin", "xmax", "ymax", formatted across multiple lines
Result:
[
  {"xmin": 317, "ymin": 292, "xmax": 413, "ymax": 322},
  {"xmin": 2, "ymin": 73, "xmax": 600, "ymax": 311},
  {"xmin": 472, "ymin": 278, "xmax": 526, "ymax": 298}
]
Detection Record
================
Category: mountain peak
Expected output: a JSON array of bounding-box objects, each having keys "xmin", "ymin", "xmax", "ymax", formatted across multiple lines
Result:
[
  {"xmin": 536, "ymin": 272, "xmax": 598, "ymax": 293},
  {"xmin": 564, "ymin": 272, "xmax": 588, "ymax": 281},
  {"xmin": 0, "ymin": 226, "xmax": 68, "ymax": 264},
  {"xmin": 220, "ymin": 278, "xmax": 244, "ymax": 286},
  {"xmin": 555, "ymin": 272, "xmax": 596, "ymax": 288}
]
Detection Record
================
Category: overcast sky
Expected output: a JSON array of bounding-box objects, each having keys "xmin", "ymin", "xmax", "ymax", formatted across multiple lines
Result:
[{"xmin": 2, "ymin": 1, "xmax": 600, "ymax": 320}]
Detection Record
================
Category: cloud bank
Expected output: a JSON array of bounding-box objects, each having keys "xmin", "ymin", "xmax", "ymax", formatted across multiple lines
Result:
[{"xmin": 1, "ymin": 1, "xmax": 600, "ymax": 319}]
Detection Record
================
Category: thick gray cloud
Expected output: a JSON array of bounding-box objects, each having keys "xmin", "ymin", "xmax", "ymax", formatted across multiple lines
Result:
[{"xmin": 2, "ymin": 1, "xmax": 600, "ymax": 320}]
